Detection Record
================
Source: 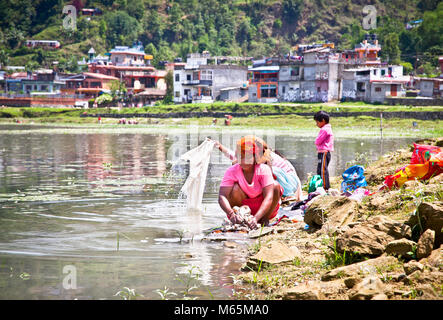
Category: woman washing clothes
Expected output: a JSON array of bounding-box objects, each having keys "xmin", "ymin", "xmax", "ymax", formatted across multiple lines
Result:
[
  {"xmin": 218, "ymin": 136, "xmax": 282, "ymax": 229},
  {"xmin": 212, "ymin": 136, "xmax": 302, "ymax": 202}
]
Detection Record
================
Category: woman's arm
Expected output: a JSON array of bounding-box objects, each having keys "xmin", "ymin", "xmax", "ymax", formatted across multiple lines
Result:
[
  {"xmin": 212, "ymin": 139, "xmax": 237, "ymax": 164},
  {"xmin": 218, "ymin": 186, "xmax": 236, "ymax": 219}
]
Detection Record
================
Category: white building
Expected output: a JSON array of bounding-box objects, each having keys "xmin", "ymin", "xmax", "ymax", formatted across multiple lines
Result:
[
  {"xmin": 173, "ymin": 53, "xmax": 248, "ymax": 104},
  {"xmin": 342, "ymin": 65, "xmax": 410, "ymax": 103}
]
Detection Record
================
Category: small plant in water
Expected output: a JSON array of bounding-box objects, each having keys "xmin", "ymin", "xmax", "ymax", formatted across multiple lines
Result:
[
  {"xmin": 114, "ymin": 287, "xmax": 142, "ymax": 300},
  {"xmin": 175, "ymin": 265, "xmax": 203, "ymax": 300},
  {"xmin": 155, "ymin": 286, "xmax": 178, "ymax": 300}
]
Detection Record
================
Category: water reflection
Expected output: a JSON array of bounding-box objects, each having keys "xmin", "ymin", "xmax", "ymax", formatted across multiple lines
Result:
[{"xmin": 0, "ymin": 125, "xmax": 416, "ymax": 300}]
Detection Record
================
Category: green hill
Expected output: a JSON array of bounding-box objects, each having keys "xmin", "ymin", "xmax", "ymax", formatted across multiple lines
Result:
[{"xmin": 0, "ymin": 0, "xmax": 442, "ymax": 75}]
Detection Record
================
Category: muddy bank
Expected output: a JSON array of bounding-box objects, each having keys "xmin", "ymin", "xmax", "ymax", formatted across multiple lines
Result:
[{"xmin": 230, "ymin": 137, "xmax": 443, "ymax": 300}]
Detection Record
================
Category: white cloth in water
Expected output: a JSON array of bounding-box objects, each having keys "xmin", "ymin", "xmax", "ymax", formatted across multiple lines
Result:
[{"xmin": 179, "ymin": 139, "xmax": 216, "ymax": 210}]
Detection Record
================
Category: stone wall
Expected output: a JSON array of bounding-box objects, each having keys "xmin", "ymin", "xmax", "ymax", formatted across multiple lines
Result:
[
  {"xmin": 0, "ymin": 97, "xmax": 89, "ymax": 108},
  {"xmin": 386, "ymin": 97, "xmax": 443, "ymax": 106}
]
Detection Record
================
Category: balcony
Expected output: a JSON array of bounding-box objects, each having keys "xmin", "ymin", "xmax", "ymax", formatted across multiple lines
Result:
[
  {"xmin": 251, "ymin": 78, "xmax": 278, "ymax": 83},
  {"xmin": 182, "ymin": 79, "xmax": 213, "ymax": 86},
  {"xmin": 182, "ymin": 79, "xmax": 200, "ymax": 85},
  {"xmin": 192, "ymin": 95, "xmax": 213, "ymax": 103}
]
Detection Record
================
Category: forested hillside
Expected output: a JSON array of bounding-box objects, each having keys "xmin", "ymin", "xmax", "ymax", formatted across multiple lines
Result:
[{"xmin": 0, "ymin": 0, "xmax": 442, "ymax": 75}]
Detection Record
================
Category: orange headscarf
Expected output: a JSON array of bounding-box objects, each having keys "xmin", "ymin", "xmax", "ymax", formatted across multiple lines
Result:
[{"xmin": 235, "ymin": 135, "xmax": 271, "ymax": 165}]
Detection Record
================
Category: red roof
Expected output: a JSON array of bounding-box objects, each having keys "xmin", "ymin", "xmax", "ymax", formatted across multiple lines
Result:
[
  {"xmin": 9, "ymin": 72, "xmax": 29, "ymax": 79},
  {"xmin": 83, "ymin": 72, "xmax": 119, "ymax": 80}
]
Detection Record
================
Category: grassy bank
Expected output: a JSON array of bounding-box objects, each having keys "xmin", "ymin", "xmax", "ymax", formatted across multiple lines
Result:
[
  {"xmin": 1, "ymin": 103, "xmax": 442, "ymax": 138},
  {"xmin": 1, "ymin": 102, "xmax": 443, "ymax": 118}
]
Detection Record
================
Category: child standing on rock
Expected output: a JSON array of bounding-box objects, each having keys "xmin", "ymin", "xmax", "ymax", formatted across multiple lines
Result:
[{"xmin": 314, "ymin": 111, "xmax": 334, "ymax": 191}]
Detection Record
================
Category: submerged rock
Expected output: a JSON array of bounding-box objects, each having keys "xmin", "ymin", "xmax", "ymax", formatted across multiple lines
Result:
[{"xmin": 248, "ymin": 226, "xmax": 274, "ymax": 239}]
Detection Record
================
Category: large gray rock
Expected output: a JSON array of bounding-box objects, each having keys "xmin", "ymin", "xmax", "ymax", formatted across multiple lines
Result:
[
  {"xmin": 348, "ymin": 276, "xmax": 386, "ymax": 300},
  {"xmin": 282, "ymin": 282, "xmax": 321, "ymax": 300},
  {"xmin": 336, "ymin": 215, "xmax": 411, "ymax": 256},
  {"xmin": 411, "ymin": 202, "xmax": 443, "ymax": 247},
  {"xmin": 245, "ymin": 241, "xmax": 300, "ymax": 271},
  {"xmin": 385, "ymin": 239, "xmax": 417, "ymax": 258},
  {"xmin": 321, "ymin": 255, "xmax": 401, "ymax": 281},
  {"xmin": 304, "ymin": 196, "xmax": 359, "ymax": 231},
  {"xmin": 403, "ymin": 261, "xmax": 424, "ymax": 275},
  {"xmin": 419, "ymin": 245, "xmax": 442, "ymax": 269},
  {"xmin": 416, "ymin": 229, "xmax": 435, "ymax": 259}
]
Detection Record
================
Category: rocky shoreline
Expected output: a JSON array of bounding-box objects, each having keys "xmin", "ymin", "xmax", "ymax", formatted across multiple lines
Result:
[{"xmin": 232, "ymin": 138, "xmax": 443, "ymax": 300}]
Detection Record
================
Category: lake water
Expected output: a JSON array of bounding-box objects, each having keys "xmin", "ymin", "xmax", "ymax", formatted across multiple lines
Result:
[{"xmin": 0, "ymin": 124, "xmax": 416, "ymax": 299}]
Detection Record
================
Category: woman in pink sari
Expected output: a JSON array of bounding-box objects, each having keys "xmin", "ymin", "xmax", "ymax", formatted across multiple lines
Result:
[{"xmin": 218, "ymin": 136, "xmax": 282, "ymax": 229}]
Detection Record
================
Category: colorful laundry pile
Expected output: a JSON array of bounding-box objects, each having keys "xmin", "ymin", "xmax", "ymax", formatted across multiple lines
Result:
[{"xmin": 383, "ymin": 143, "xmax": 443, "ymax": 189}]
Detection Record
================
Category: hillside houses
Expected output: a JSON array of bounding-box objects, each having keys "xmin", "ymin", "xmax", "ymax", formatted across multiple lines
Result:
[
  {"xmin": 1, "ymin": 37, "xmax": 441, "ymax": 108},
  {"xmin": 87, "ymin": 42, "xmax": 167, "ymax": 101},
  {"xmin": 342, "ymin": 65, "xmax": 410, "ymax": 103}
]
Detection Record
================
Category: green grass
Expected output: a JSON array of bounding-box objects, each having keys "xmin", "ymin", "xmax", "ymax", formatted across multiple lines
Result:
[{"xmin": 1, "ymin": 104, "xmax": 442, "ymax": 138}]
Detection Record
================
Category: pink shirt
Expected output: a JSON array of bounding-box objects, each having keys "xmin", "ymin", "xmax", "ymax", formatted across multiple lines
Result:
[
  {"xmin": 315, "ymin": 123, "xmax": 334, "ymax": 152},
  {"xmin": 220, "ymin": 163, "xmax": 275, "ymax": 199},
  {"xmin": 270, "ymin": 152, "xmax": 296, "ymax": 174}
]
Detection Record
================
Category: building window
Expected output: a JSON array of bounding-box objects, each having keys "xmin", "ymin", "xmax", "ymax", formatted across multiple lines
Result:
[
  {"xmin": 175, "ymin": 74, "xmax": 180, "ymax": 82},
  {"xmin": 375, "ymin": 87, "xmax": 382, "ymax": 92},
  {"xmin": 290, "ymin": 67, "xmax": 299, "ymax": 76},
  {"xmin": 200, "ymin": 70, "xmax": 212, "ymax": 80},
  {"xmin": 175, "ymin": 91, "xmax": 180, "ymax": 97},
  {"xmin": 357, "ymin": 82, "xmax": 365, "ymax": 92},
  {"xmin": 260, "ymin": 85, "xmax": 277, "ymax": 98},
  {"xmin": 187, "ymin": 74, "xmax": 191, "ymax": 81},
  {"xmin": 282, "ymin": 86, "xmax": 286, "ymax": 94}
]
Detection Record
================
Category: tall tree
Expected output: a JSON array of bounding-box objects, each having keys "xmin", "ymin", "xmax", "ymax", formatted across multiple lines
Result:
[{"xmin": 383, "ymin": 33, "xmax": 401, "ymax": 64}]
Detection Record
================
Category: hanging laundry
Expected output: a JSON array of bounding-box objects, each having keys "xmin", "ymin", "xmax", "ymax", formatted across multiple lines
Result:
[{"xmin": 179, "ymin": 138, "xmax": 216, "ymax": 210}]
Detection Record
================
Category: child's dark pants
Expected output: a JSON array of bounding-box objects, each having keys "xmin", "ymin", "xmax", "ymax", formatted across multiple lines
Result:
[{"xmin": 317, "ymin": 152, "xmax": 331, "ymax": 190}]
